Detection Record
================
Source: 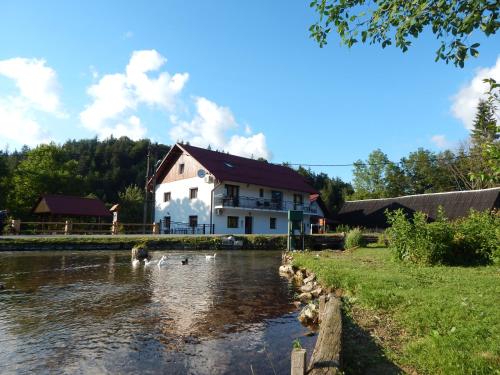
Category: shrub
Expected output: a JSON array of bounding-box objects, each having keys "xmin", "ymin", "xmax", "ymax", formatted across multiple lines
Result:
[
  {"xmin": 336, "ymin": 224, "xmax": 350, "ymax": 233},
  {"xmin": 386, "ymin": 208, "xmax": 499, "ymax": 266},
  {"xmin": 344, "ymin": 228, "xmax": 367, "ymax": 249}
]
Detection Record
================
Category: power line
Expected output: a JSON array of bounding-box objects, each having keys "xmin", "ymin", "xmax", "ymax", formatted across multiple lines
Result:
[{"xmin": 284, "ymin": 154, "xmax": 475, "ymax": 168}]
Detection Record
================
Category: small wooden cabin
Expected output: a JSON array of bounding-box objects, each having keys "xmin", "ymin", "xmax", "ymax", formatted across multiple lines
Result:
[{"xmin": 32, "ymin": 195, "xmax": 111, "ymax": 222}]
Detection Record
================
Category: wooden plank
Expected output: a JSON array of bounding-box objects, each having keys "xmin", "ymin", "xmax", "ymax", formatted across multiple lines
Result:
[{"xmin": 308, "ymin": 295, "xmax": 342, "ymax": 375}]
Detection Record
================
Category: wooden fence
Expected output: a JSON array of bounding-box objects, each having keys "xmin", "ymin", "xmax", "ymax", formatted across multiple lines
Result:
[{"xmin": 9, "ymin": 220, "xmax": 158, "ymax": 235}]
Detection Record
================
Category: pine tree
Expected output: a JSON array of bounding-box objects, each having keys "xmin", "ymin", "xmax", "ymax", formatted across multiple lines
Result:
[{"xmin": 471, "ymin": 99, "xmax": 498, "ymax": 146}]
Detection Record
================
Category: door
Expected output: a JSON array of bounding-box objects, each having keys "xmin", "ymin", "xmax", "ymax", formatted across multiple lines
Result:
[
  {"xmin": 245, "ymin": 216, "xmax": 252, "ymax": 234},
  {"xmin": 163, "ymin": 216, "xmax": 171, "ymax": 234},
  {"xmin": 225, "ymin": 184, "xmax": 240, "ymax": 206}
]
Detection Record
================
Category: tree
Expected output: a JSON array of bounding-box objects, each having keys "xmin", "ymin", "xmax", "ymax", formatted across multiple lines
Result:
[
  {"xmin": 0, "ymin": 151, "xmax": 10, "ymax": 209},
  {"xmin": 401, "ymin": 148, "xmax": 456, "ymax": 194},
  {"xmin": 320, "ymin": 177, "xmax": 354, "ymax": 214},
  {"xmin": 309, "ymin": 0, "xmax": 499, "ymax": 67},
  {"xmin": 118, "ymin": 185, "xmax": 144, "ymax": 223},
  {"xmin": 8, "ymin": 144, "xmax": 84, "ymax": 218},
  {"xmin": 469, "ymin": 89, "xmax": 500, "ymax": 186},
  {"xmin": 351, "ymin": 149, "xmax": 404, "ymax": 199},
  {"xmin": 471, "ymin": 99, "xmax": 498, "ymax": 146}
]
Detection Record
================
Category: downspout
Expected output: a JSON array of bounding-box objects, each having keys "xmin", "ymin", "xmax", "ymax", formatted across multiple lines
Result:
[{"xmin": 210, "ymin": 178, "xmax": 222, "ymax": 234}]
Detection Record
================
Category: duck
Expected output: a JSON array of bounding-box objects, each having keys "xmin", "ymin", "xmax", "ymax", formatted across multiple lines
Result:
[
  {"xmin": 132, "ymin": 258, "xmax": 140, "ymax": 267},
  {"xmin": 144, "ymin": 258, "xmax": 157, "ymax": 267},
  {"xmin": 205, "ymin": 253, "xmax": 217, "ymax": 260},
  {"xmin": 181, "ymin": 258, "xmax": 189, "ymax": 265},
  {"xmin": 158, "ymin": 255, "xmax": 168, "ymax": 268}
]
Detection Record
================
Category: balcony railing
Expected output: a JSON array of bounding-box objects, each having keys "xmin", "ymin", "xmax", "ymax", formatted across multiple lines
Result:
[{"xmin": 214, "ymin": 194, "xmax": 317, "ymax": 214}]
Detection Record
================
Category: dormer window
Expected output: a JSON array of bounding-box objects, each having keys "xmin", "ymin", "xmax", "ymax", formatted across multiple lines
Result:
[{"xmin": 179, "ymin": 163, "xmax": 185, "ymax": 174}]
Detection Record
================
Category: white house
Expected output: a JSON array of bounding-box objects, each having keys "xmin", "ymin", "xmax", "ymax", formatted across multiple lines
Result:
[{"xmin": 150, "ymin": 143, "xmax": 325, "ymax": 235}]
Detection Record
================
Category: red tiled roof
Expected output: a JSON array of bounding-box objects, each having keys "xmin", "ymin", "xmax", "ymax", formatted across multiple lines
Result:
[
  {"xmin": 155, "ymin": 143, "xmax": 317, "ymax": 194},
  {"xmin": 33, "ymin": 195, "xmax": 112, "ymax": 217}
]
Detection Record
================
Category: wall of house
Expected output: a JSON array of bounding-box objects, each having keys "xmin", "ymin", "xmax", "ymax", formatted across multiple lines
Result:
[
  {"xmin": 211, "ymin": 182, "xmax": 319, "ymax": 235},
  {"xmin": 154, "ymin": 176, "xmax": 215, "ymax": 231}
]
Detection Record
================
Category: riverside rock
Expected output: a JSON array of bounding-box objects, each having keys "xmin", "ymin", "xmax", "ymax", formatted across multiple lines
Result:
[
  {"xmin": 279, "ymin": 264, "xmax": 294, "ymax": 275},
  {"xmin": 298, "ymin": 303, "xmax": 318, "ymax": 325},
  {"xmin": 300, "ymin": 283, "xmax": 314, "ymax": 293},
  {"xmin": 311, "ymin": 287, "xmax": 323, "ymax": 298},
  {"xmin": 299, "ymin": 292, "xmax": 313, "ymax": 303},
  {"xmin": 303, "ymin": 273, "xmax": 316, "ymax": 284}
]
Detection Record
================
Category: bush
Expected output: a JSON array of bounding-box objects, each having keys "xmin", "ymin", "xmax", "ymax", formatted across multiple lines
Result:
[
  {"xmin": 344, "ymin": 228, "xmax": 367, "ymax": 249},
  {"xmin": 386, "ymin": 208, "xmax": 499, "ymax": 266}
]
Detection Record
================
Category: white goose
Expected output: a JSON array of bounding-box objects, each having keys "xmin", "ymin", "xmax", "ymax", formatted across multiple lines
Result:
[
  {"xmin": 205, "ymin": 253, "xmax": 217, "ymax": 260},
  {"xmin": 132, "ymin": 258, "xmax": 140, "ymax": 267},
  {"xmin": 158, "ymin": 255, "xmax": 168, "ymax": 268},
  {"xmin": 144, "ymin": 258, "xmax": 157, "ymax": 267}
]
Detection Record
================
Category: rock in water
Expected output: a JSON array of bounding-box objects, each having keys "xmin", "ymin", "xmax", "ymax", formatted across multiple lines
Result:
[
  {"xmin": 132, "ymin": 244, "xmax": 149, "ymax": 260},
  {"xmin": 298, "ymin": 303, "xmax": 318, "ymax": 325}
]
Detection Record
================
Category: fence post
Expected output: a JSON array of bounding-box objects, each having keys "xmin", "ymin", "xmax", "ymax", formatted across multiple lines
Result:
[
  {"xmin": 64, "ymin": 220, "xmax": 72, "ymax": 235},
  {"xmin": 11, "ymin": 219, "xmax": 21, "ymax": 235},
  {"xmin": 152, "ymin": 222, "xmax": 159, "ymax": 234},
  {"xmin": 291, "ymin": 348, "xmax": 307, "ymax": 375},
  {"xmin": 111, "ymin": 221, "xmax": 118, "ymax": 235}
]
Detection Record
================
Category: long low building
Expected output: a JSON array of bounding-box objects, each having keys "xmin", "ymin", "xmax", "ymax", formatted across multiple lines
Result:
[{"xmin": 336, "ymin": 187, "xmax": 500, "ymax": 229}]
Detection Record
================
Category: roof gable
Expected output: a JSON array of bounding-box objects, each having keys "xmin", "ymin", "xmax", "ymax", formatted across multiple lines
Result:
[
  {"xmin": 33, "ymin": 195, "xmax": 111, "ymax": 217},
  {"xmin": 154, "ymin": 143, "xmax": 317, "ymax": 194}
]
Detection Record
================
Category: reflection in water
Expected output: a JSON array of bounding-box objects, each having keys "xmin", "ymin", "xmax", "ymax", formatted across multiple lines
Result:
[{"xmin": 0, "ymin": 250, "xmax": 315, "ymax": 374}]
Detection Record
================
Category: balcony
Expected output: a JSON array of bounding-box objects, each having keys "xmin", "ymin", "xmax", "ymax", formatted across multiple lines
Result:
[{"xmin": 214, "ymin": 194, "xmax": 318, "ymax": 214}]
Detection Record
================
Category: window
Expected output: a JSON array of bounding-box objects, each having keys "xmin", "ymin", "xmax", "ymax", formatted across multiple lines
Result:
[
  {"xmin": 224, "ymin": 162, "xmax": 234, "ymax": 168},
  {"xmin": 189, "ymin": 215, "xmax": 198, "ymax": 227},
  {"xmin": 294, "ymin": 194, "xmax": 303, "ymax": 205},
  {"xmin": 259, "ymin": 188, "xmax": 264, "ymax": 197},
  {"xmin": 225, "ymin": 184, "xmax": 239, "ymax": 198},
  {"xmin": 270, "ymin": 217, "xmax": 276, "ymax": 229},
  {"xmin": 179, "ymin": 163, "xmax": 185, "ymax": 174},
  {"xmin": 164, "ymin": 192, "xmax": 171, "ymax": 202},
  {"xmin": 189, "ymin": 188, "xmax": 198, "ymax": 199},
  {"xmin": 227, "ymin": 216, "xmax": 239, "ymax": 228}
]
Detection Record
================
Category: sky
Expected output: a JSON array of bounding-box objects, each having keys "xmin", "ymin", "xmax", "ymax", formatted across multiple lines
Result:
[{"xmin": 0, "ymin": 0, "xmax": 499, "ymax": 182}]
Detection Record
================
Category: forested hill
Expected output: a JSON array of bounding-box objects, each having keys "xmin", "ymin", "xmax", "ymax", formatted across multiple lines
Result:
[{"xmin": 0, "ymin": 137, "xmax": 170, "ymax": 218}]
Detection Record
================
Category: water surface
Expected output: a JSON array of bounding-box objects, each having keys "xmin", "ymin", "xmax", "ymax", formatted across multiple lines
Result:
[{"xmin": 0, "ymin": 250, "xmax": 315, "ymax": 374}]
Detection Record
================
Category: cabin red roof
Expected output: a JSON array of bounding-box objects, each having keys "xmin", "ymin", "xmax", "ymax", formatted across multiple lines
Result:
[
  {"xmin": 154, "ymin": 143, "xmax": 317, "ymax": 194},
  {"xmin": 32, "ymin": 195, "xmax": 112, "ymax": 217}
]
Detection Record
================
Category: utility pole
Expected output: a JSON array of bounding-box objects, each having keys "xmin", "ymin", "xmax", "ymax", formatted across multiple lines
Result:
[{"xmin": 143, "ymin": 143, "xmax": 151, "ymax": 233}]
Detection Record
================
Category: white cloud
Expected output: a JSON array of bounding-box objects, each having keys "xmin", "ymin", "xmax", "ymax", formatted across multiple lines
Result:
[
  {"xmin": 80, "ymin": 49, "xmax": 189, "ymax": 140},
  {"xmin": 0, "ymin": 57, "xmax": 64, "ymax": 146},
  {"xmin": 123, "ymin": 31, "xmax": 134, "ymax": 39},
  {"xmin": 451, "ymin": 56, "xmax": 500, "ymax": 129},
  {"xmin": 0, "ymin": 57, "xmax": 63, "ymax": 115},
  {"xmin": 431, "ymin": 134, "xmax": 452, "ymax": 150},
  {"xmin": 0, "ymin": 98, "xmax": 50, "ymax": 146},
  {"xmin": 98, "ymin": 115, "xmax": 147, "ymax": 140},
  {"xmin": 169, "ymin": 97, "xmax": 271, "ymax": 159}
]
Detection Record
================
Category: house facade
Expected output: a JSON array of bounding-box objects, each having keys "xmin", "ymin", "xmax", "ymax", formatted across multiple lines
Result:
[{"xmin": 151, "ymin": 143, "xmax": 325, "ymax": 235}]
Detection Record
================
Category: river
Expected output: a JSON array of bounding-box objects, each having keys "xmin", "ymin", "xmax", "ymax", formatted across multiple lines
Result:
[{"xmin": 0, "ymin": 250, "xmax": 315, "ymax": 374}]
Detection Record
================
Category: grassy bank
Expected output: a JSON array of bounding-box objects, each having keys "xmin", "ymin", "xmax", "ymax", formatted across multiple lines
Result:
[
  {"xmin": 293, "ymin": 248, "xmax": 500, "ymax": 374},
  {"xmin": 0, "ymin": 234, "xmax": 288, "ymax": 251}
]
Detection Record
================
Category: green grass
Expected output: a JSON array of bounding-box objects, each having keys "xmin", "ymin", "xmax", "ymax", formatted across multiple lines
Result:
[{"xmin": 293, "ymin": 248, "xmax": 500, "ymax": 374}]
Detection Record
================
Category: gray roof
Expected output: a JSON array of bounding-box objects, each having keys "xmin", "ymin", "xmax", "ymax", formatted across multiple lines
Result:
[{"xmin": 336, "ymin": 188, "xmax": 500, "ymax": 228}]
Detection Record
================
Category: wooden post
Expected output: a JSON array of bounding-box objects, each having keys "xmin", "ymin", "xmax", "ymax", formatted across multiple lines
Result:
[
  {"xmin": 111, "ymin": 221, "xmax": 118, "ymax": 235},
  {"xmin": 64, "ymin": 220, "xmax": 72, "ymax": 235},
  {"xmin": 318, "ymin": 295, "xmax": 326, "ymax": 323},
  {"xmin": 291, "ymin": 348, "xmax": 307, "ymax": 375},
  {"xmin": 11, "ymin": 219, "xmax": 20, "ymax": 234},
  {"xmin": 152, "ymin": 222, "xmax": 159, "ymax": 234},
  {"xmin": 308, "ymin": 295, "xmax": 342, "ymax": 375}
]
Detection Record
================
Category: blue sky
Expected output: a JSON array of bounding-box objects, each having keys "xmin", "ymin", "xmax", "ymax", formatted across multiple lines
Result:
[{"xmin": 0, "ymin": 0, "xmax": 499, "ymax": 182}]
